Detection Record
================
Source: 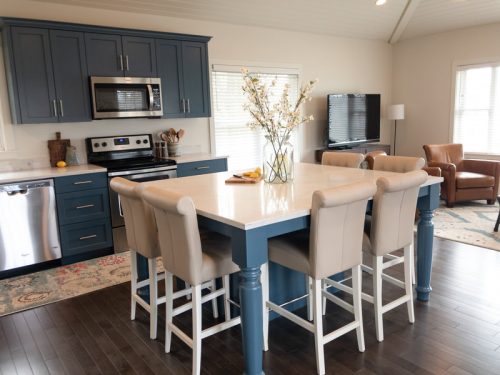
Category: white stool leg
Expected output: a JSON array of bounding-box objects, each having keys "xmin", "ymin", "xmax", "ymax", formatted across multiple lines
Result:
[
  {"xmin": 222, "ymin": 275, "xmax": 231, "ymax": 322},
  {"xmin": 312, "ymin": 279, "xmax": 325, "ymax": 375},
  {"xmin": 306, "ymin": 275, "xmax": 313, "ymax": 321},
  {"xmin": 404, "ymin": 245, "xmax": 415, "ymax": 324},
  {"xmin": 130, "ymin": 250, "xmax": 137, "ymax": 321},
  {"xmin": 165, "ymin": 272, "xmax": 173, "ymax": 353},
  {"xmin": 410, "ymin": 242, "xmax": 416, "ymax": 285},
  {"xmin": 352, "ymin": 265, "xmax": 365, "ymax": 352},
  {"xmin": 373, "ymin": 255, "xmax": 384, "ymax": 342},
  {"xmin": 210, "ymin": 279, "xmax": 219, "ymax": 319},
  {"xmin": 148, "ymin": 258, "xmax": 158, "ymax": 340},
  {"xmin": 321, "ymin": 279, "xmax": 326, "ymax": 316},
  {"xmin": 185, "ymin": 281, "xmax": 191, "ymax": 300},
  {"xmin": 192, "ymin": 285, "xmax": 202, "ymax": 375},
  {"xmin": 261, "ymin": 263, "xmax": 269, "ymax": 351}
]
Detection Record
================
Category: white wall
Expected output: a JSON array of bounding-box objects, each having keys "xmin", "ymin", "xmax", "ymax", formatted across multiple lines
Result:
[
  {"xmin": 392, "ymin": 22, "xmax": 500, "ymax": 159},
  {"xmin": 0, "ymin": 0, "xmax": 393, "ymax": 169}
]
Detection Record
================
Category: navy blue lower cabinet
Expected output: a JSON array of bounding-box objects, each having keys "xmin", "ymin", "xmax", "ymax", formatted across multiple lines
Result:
[
  {"xmin": 54, "ymin": 173, "xmax": 113, "ymax": 264},
  {"xmin": 59, "ymin": 218, "xmax": 113, "ymax": 258},
  {"xmin": 176, "ymin": 158, "xmax": 228, "ymax": 177}
]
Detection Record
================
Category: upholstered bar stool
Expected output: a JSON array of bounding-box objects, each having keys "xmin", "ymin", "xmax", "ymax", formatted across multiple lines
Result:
[
  {"xmin": 141, "ymin": 186, "xmax": 241, "ymax": 375},
  {"xmin": 371, "ymin": 155, "xmax": 425, "ymax": 285},
  {"xmin": 110, "ymin": 178, "xmax": 219, "ymax": 340},
  {"xmin": 264, "ymin": 181, "xmax": 376, "ymax": 375},
  {"xmin": 321, "ymin": 151, "xmax": 365, "ymax": 168},
  {"xmin": 326, "ymin": 171, "xmax": 427, "ymax": 342}
]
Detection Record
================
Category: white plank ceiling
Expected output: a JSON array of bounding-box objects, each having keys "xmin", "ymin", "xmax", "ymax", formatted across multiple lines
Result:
[{"xmin": 30, "ymin": 0, "xmax": 500, "ymax": 43}]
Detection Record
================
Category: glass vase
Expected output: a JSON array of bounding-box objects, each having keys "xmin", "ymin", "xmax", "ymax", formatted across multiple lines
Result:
[{"xmin": 263, "ymin": 134, "xmax": 294, "ymax": 183}]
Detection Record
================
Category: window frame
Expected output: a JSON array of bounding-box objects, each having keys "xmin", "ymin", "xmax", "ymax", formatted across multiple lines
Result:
[
  {"xmin": 450, "ymin": 57, "xmax": 500, "ymax": 157},
  {"xmin": 209, "ymin": 60, "xmax": 303, "ymax": 169}
]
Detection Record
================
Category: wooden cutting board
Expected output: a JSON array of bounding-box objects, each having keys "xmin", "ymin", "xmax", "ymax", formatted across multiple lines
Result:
[
  {"xmin": 47, "ymin": 132, "xmax": 70, "ymax": 167},
  {"xmin": 225, "ymin": 175, "xmax": 262, "ymax": 184}
]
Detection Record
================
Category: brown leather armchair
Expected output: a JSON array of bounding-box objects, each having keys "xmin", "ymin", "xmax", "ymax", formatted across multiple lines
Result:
[{"xmin": 423, "ymin": 144, "xmax": 500, "ymax": 207}]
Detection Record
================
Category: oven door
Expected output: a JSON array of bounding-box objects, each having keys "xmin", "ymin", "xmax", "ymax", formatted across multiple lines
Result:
[
  {"xmin": 108, "ymin": 166, "xmax": 177, "ymax": 228},
  {"xmin": 91, "ymin": 76, "xmax": 163, "ymax": 119}
]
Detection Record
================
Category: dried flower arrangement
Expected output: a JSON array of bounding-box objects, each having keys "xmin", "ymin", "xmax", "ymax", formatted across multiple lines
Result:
[{"xmin": 241, "ymin": 67, "xmax": 317, "ymax": 183}]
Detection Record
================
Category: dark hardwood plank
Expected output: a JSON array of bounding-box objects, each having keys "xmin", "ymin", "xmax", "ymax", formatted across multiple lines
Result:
[{"xmin": 1, "ymin": 237, "xmax": 500, "ymax": 374}]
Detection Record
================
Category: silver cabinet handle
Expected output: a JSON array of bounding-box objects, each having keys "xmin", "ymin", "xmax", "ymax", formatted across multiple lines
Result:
[
  {"xmin": 52, "ymin": 100, "xmax": 57, "ymax": 117},
  {"xmin": 79, "ymin": 234, "xmax": 97, "ymax": 240},
  {"xmin": 125, "ymin": 55, "xmax": 129, "ymax": 71},
  {"xmin": 195, "ymin": 166, "xmax": 210, "ymax": 170},
  {"xmin": 76, "ymin": 204, "xmax": 94, "ymax": 209},
  {"xmin": 186, "ymin": 98, "xmax": 191, "ymax": 113},
  {"xmin": 59, "ymin": 100, "xmax": 64, "ymax": 117},
  {"xmin": 119, "ymin": 54, "xmax": 124, "ymax": 70},
  {"xmin": 73, "ymin": 180, "xmax": 93, "ymax": 185},
  {"xmin": 181, "ymin": 99, "xmax": 186, "ymax": 113}
]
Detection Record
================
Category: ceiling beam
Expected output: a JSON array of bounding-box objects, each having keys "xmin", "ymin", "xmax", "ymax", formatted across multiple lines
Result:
[{"xmin": 388, "ymin": 0, "xmax": 422, "ymax": 44}]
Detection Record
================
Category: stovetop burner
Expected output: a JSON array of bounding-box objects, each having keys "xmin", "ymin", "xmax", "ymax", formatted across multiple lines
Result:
[{"xmin": 93, "ymin": 157, "xmax": 176, "ymax": 172}]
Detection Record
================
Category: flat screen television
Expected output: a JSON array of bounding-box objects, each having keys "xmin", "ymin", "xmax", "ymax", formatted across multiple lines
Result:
[{"xmin": 327, "ymin": 94, "xmax": 381, "ymax": 148}]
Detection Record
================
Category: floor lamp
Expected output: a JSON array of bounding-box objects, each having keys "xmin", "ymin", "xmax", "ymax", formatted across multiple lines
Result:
[{"xmin": 388, "ymin": 104, "xmax": 405, "ymax": 156}]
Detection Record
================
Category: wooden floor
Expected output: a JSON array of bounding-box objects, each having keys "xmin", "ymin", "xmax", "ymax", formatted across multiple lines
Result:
[{"xmin": 1, "ymin": 238, "xmax": 500, "ymax": 374}]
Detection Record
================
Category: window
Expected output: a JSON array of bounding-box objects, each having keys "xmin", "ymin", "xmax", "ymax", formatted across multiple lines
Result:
[
  {"xmin": 453, "ymin": 63, "xmax": 500, "ymax": 154},
  {"xmin": 212, "ymin": 65, "xmax": 299, "ymax": 171}
]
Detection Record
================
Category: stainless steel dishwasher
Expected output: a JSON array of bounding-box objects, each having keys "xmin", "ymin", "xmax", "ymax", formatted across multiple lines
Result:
[{"xmin": 0, "ymin": 179, "xmax": 61, "ymax": 271}]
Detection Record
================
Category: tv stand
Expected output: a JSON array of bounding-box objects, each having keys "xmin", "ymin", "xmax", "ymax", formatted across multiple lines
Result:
[{"xmin": 315, "ymin": 143, "xmax": 391, "ymax": 163}]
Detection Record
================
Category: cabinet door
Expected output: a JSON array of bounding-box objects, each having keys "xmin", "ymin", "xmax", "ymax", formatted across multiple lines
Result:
[
  {"xmin": 10, "ymin": 27, "xmax": 58, "ymax": 123},
  {"xmin": 181, "ymin": 41, "xmax": 211, "ymax": 118},
  {"xmin": 156, "ymin": 39, "xmax": 185, "ymax": 118},
  {"xmin": 122, "ymin": 36, "xmax": 156, "ymax": 77},
  {"xmin": 85, "ymin": 33, "xmax": 124, "ymax": 76},
  {"xmin": 50, "ymin": 30, "xmax": 91, "ymax": 122}
]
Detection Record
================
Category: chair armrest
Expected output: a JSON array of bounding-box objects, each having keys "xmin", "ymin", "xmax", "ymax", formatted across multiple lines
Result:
[
  {"xmin": 427, "ymin": 161, "xmax": 456, "ymax": 176},
  {"xmin": 461, "ymin": 159, "xmax": 500, "ymax": 177},
  {"xmin": 422, "ymin": 166, "xmax": 441, "ymax": 177}
]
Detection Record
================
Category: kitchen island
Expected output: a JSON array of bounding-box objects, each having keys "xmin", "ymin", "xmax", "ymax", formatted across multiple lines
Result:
[{"xmin": 145, "ymin": 162, "xmax": 442, "ymax": 375}]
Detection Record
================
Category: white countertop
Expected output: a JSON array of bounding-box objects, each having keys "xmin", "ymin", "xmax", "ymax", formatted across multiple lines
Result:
[
  {"xmin": 0, "ymin": 164, "xmax": 107, "ymax": 185},
  {"xmin": 167, "ymin": 153, "xmax": 228, "ymax": 164},
  {"xmin": 145, "ymin": 163, "xmax": 443, "ymax": 230}
]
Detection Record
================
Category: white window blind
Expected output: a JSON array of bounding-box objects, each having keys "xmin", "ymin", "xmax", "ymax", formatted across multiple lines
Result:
[
  {"xmin": 212, "ymin": 67, "xmax": 299, "ymax": 171},
  {"xmin": 453, "ymin": 63, "xmax": 500, "ymax": 154}
]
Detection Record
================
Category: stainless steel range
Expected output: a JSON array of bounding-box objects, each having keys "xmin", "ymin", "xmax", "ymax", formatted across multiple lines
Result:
[{"xmin": 86, "ymin": 134, "xmax": 176, "ymax": 252}]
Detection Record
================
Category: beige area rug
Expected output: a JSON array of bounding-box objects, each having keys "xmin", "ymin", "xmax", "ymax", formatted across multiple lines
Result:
[
  {"xmin": 433, "ymin": 201, "xmax": 500, "ymax": 251},
  {"xmin": 0, "ymin": 252, "xmax": 133, "ymax": 317}
]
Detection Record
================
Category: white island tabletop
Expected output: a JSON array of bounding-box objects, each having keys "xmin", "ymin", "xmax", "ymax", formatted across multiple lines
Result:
[{"xmin": 145, "ymin": 162, "xmax": 443, "ymax": 230}]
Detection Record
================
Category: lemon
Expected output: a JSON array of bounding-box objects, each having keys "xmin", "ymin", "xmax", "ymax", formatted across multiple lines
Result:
[
  {"xmin": 56, "ymin": 161, "xmax": 67, "ymax": 168},
  {"xmin": 254, "ymin": 167, "xmax": 262, "ymax": 176}
]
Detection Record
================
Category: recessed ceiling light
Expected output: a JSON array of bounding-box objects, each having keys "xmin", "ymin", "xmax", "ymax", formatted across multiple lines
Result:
[{"xmin": 375, "ymin": 0, "xmax": 387, "ymax": 5}]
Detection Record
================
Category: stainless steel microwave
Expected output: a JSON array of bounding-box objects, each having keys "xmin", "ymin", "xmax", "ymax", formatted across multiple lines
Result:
[{"xmin": 90, "ymin": 76, "xmax": 163, "ymax": 119}]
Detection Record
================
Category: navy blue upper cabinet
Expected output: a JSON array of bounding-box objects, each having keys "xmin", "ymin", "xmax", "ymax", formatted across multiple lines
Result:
[
  {"xmin": 85, "ymin": 33, "xmax": 124, "ymax": 76},
  {"xmin": 7, "ymin": 27, "xmax": 90, "ymax": 124},
  {"xmin": 156, "ymin": 39, "xmax": 211, "ymax": 118},
  {"xmin": 156, "ymin": 39, "xmax": 184, "ymax": 118},
  {"xmin": 86, "ymin": 33, "xmax": 156, "ymax": 77},
  {"xmin": 9, "ymin": 27, "xmax": 58, "ymax": 123},
  {"xmin": 50, "ymin": 30, "xmax": 91, "ymax": 122},
  {"xmin": 182, "ymin": 42, "xmax": 211, "ymax": 118},
  {"xmin": 122, "ymin": 36, "xmax": 157, "ymax": 77}
]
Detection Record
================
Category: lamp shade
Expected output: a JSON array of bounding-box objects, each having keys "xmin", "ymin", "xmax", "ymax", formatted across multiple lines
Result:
[{"xmin": 388, "ymin": 104, "xmax": 405, "ymax": 120}]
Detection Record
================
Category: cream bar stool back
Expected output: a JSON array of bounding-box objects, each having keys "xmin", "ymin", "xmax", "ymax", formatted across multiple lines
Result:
[
  {"xmin": 110, "ymin": 178, "xmax": 219, "ymax": 340},
  {"xmin": 373, "ymin": 155, "xmax": 425, "ymax": 173},
  {"xmin": 321, "ymin": 151, "xmax": 365, "ymax": 168},
  {"xmin": 264, "ymin": 181, "xmax": 376, "ymax": 375},
  {"xmin": 141, "ymin": 186, "xmax": 241, "ymax": 375},
  {"xmin": 326, "ymin": 170, "xmax": 427, "ymax": 342}
]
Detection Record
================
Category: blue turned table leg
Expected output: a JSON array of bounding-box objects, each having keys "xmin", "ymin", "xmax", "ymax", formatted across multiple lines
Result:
[
  {"xmin": 416, "ymin": 184, "xmax": 440, "ymax": 302},
  {"xmin": 231, "ymin": 228, "xmax": 267, "ymax": 375}
]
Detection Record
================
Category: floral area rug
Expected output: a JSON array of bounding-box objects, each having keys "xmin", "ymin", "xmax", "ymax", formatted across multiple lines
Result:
[
  {"xmin": 0, "ymin": 252, "xmax": 132, "ymax": 317},
  {"xmin": 433, "ymin": 201, "xmax": 500, "ymax": 251}
]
